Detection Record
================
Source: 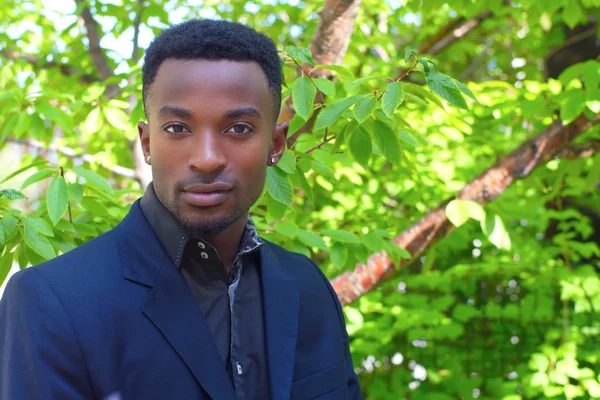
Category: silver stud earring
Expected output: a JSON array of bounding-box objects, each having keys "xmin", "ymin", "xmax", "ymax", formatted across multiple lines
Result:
[
  {"xmin": 146, "ymin": 155, "xmax": 151, "ymax": 163},
  {"xmin": 270, "ymin": 156, "xmax": 276, "ymax": 165}
]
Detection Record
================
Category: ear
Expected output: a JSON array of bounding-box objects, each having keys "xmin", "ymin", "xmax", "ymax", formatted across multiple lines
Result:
[
  {"xmin": 269, "ymin": 122, "xmax": 288, "ymax": 164},
  {"xmin": 138, "ymin": 121, "xmax": 151, "ymax": 163}
]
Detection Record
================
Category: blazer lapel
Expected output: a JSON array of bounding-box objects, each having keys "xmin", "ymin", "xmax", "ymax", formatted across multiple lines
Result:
[
  {"xmin": 116, "ymin": 202, "xmax": 236, "ymax": 400},
  {"xmin": 261, "ymin": 244, "xmax": 300, "ymax": 400}
]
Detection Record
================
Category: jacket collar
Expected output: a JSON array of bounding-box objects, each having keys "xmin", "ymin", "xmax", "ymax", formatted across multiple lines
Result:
[
  {"xmin": 114, "ymin": 201, "xmax": 300, "ymax": 400},
  {"xmin": 114, "ymin": 201, "xmax": 236, "ymax": 400},
  {"xmin": 139, "ymin": 182, "xmax": 263, "ymax": 270}
]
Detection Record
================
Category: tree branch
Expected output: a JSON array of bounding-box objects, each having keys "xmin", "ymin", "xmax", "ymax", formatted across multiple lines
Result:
[
  {"xmin": 74, "ymin": 0, "xmax": 113, "ymax": 81},
  {"xmin": 556, "ymin": 140, "xmax": 600, "ymax": 159},
  {"xmin": 6, "ymin": 137, "xmax": 136, "ymax": 179},
  {"xmin": 421, "ymin": 10, "xmax": 492, "ymax": 56},
  {"xmin": 331, "ymin": 113, "xmax": 600, "ymax": 306},
  {"xmin": 282, "ymin": 0, "xmax": 363, "ymax": 148}
]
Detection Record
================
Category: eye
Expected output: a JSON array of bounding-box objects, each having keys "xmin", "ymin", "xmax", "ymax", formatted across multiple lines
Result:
[
  {"xmin": 164, "ymin": 124, "xmax": 189, "ymax": 134},
  {"xmin": 226, "ymin": 123, "xmax": 254, "ymax": 135}
]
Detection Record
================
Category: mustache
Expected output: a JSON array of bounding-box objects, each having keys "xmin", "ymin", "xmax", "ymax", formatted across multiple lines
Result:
[{"xmin": 176, "ymin": 175, "xmax": 238, "ymax": 189}]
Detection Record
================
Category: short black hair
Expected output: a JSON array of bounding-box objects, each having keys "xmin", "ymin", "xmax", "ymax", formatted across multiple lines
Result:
[{"xmin": 142, "ymin": 19, "xmax": 282, "ymax": 120}]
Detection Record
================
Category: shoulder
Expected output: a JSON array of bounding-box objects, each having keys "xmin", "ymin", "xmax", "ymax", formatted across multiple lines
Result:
[{"xmin": 5, "ymin": 229, "xmax": 121, "ymax": 303}]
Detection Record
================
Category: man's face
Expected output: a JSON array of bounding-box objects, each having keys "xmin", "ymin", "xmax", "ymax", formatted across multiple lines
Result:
[{"xmin": 139, "ymin": 59, "xmax": 286, "ymax": 237}]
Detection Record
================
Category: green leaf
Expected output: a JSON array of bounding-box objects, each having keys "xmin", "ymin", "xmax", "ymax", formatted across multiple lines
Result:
[
  {"xmin": 0, "ymin": 160, "xmax": 48, "ymax": 184},
  {"xmin": 426, "ymin": 71, "xmax": 468, "ymax": 109},
  {"xmin": 562, "ymin": 0, "xmax": 585, "ymax": 28},
  {"xmin": 382, "ymin": 81, "xmax": 404, "ymax": 118},
  {"xmin": 322, "ymin": 229, "xmax": 360, "ymax": 244},
  {"xmin": 295, "ymin": 168, "xmax": 314, "ymax": 205},
  {"xmin": 23, "ymin": 222, "xmax": 55, "ymax": 260},
  {"xmin": 46, "ymin": 177, "xmax": 68, "ymax": 225},
  {"xmin": 404, "ymin": 92, "xmax": 428, "ymax": 107},
  {"xmin": 13, "ymin": 113, "xmax": 32, "ymax": 138},
  {"xmin": 288, "ymin": 114, "xmax": 305, "ymax": 136},
  {"xmin": 0, "ymin": 114, "xmax": 18, "ymax": 145},
  {"xmin": 349, "ymin": 127, "xmax": 372, "ymax": 167},
  {"xmin": 408, "ymin": 81, "xmax": 444, "ymax": 108},
  {"xmin": 73, "ymin": 167, "xmax": 113, "ymax": 193},
  {"xmin": 25, "ymin": 216, "xmax": 54, "ymax": 237},
  {"xmin": 454, "ymin": 80, "xmax": 478, "ymax": 102},
  {"xmin": 81, "ymin": 85, "xmax": 105, "ymax": 102},
  {"xmin": 21, "ymin": 169, "xmax": 55, "ymax": 189},
  {"xmin": 0, "ymin": 223, "xmax": 4, "ymax": 246},
  {"xmin": 315, "ymin": 95, "xmax": 361, "ymax": 130},
  {"xmin": 481, "ymin": 214, "xmax": 511, "ymax": 250},
  {"xmin": 364, "ymin": 231, "xmax": 385, "ymax": 251},
  {"xmin": 399, "ymin": 130, "xmax": 418, "ymax": 147},
  {"xmin": 1, "ymin": 214, "xmax": 18, "ymax": 242},
  {"xmin": 103, "ymin": 107, "xmax": 131, "ymax": 130},
  {"xmin": 274, "ymin": 221, "xmax": 298, "ymax": 238},
  {"xmin": 297, "ymin": 229, "xmax": 327, "ymax": 250},
  {"xmin": 36, "ymin": 103, "xmax": 71, "ymax": 131},
  {"xmin": 560, "ymin": 90, "xmax": 586, "ymax": 123},
  {"xmin": 84, "ymin": 108, "xmax": 103, "ymax": 135},
  {"xmin": 452, "ymin": 303, "xmax": 480, "ymax": 322},
  {"xmin": 311, "ymin": 159, "xmax": 337, "ymax": 182},
  {"xmin": 292, "ymin": 77, "xmax": 316, "ymax": 120},
  {"xmin": 330, "ymin": 243, "xmax": 348, "ymax": 266},
  {"xmin": 68, "ymin": 183, "xmax": 84, "ymax": 202},
  {"xmin": 0, "ymin": 252, "xmax": 15, "ymax": 286},
  {"xmin": 0, "ymin": 189, "xmax": 26, "ymax": 200},
  {"xmin": 372, "ymin": 120, "xmax": 402, "ymax": 164},
  {"xmin": 277, "ymin": 150, "xmax": 296, "ymax": 174},
  {"xmin": 446, "ymin": 199, "xmax": 486, "ymax": 227},
  {"xmin": 313, "ymin": 64, "xmax": 353, "ymax": 78},
  {"xmin": 266, "ymin": 166, "xmax": 292, "ymax": 206},
  {"xmin": 314, "ymin": 78, "xmax": 335, "ymax": 97},
  {"xmin": 353, "ymin": 96, "xmax": 377, "ymax": 124},
  {"xmin": 286, "ymin": 46, "xmax": 315, "ymax": 65},
  {"xmin": 404, "ymin": 45, "xmax": 417, "ymax": 62}
]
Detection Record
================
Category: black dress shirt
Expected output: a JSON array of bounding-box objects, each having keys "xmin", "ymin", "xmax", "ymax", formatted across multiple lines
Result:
[{"xmin": 140, "ymin": 184, "xmax": 270, "ymax": 400}]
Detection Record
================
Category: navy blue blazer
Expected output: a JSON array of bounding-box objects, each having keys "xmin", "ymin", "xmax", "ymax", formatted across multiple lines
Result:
[{"xmin": 0, "ymin": 201, "xmax": 362, "ymax": 400}]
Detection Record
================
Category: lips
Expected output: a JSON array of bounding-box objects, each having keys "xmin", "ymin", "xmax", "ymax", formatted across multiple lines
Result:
[{"xmin": 181, "ymin": 182, "xmax": 233, "ymax": 207}]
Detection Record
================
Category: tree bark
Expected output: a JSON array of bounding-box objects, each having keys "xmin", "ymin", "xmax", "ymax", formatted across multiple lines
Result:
[
  {"xmin": 281, "ymin": 0, "xmax": 363, "ymax": 147},
  {"xmin": 331, "ymin": 113, "xmax": 600, "ymax": 306}
]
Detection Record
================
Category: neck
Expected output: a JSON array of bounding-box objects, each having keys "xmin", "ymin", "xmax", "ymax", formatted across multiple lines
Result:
[{"xmin": 204, "ymin": 215, "xmax": 247, "ymax": 272}]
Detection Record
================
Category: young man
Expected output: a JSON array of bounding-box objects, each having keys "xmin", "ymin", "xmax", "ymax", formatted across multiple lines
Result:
[{"xmin": 0, "ymin": 19, "xmax": 362, "ymax": 400}]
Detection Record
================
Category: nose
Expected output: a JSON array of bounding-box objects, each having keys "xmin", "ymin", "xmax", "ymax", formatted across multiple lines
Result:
[{"xmin": 188, "ymin": 130, "xmax": 226, "ymax": 174}]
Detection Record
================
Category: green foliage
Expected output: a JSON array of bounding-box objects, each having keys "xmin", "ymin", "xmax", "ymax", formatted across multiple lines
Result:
[{"xmin": 1, "ymin": 0, "xmax": 600, "ymax": 398}]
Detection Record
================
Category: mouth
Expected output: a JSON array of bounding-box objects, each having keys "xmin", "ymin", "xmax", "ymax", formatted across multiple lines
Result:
[{"xmin": 181, "ymin": 182, "xmax": 233, "ymax": 207}]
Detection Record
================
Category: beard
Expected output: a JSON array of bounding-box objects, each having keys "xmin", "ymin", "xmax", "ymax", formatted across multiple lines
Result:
[{"xmin": 169, "ymin": 197, "xmax": 246, "ymax": 238}]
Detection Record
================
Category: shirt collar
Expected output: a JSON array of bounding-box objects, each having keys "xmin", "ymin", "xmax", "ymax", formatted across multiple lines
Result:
[{"xmin": 140, "ymin": 183, "xmax": 263, "ymax": 269}]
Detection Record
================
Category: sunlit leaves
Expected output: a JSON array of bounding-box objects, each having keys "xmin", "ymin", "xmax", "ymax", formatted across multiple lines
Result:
[
  {"xmin": 315, "ymin": 95, "xmax": 361, "ymax": 130},
  {"xmin": 266, "ymin": 166, "xmax": 292, "ymax": 206},
  {"xmin": 292, "ymin": 76, "xmax": 316, "ymax": 120},
  {"xmin": 425, "ymin": 70, "xmax": 469, "ymax": 109},
  {"xmin": 382, "ymin": 81, "xmax": 404, "ymax": 118},
  {"xmin": 73, "ymin": 167, "xmax": 113, "ymax": 193},
  {"xmin": 372, "ymin": 120, "xmax": 402, "ymax": 164},
  {"xmin": 46, "ymin": 177, "xmax": 68, "ymax": 225},
  {"xmin": 0, "ymin": 189, "xmax": 26, "ymax": 200},
  {"xmin": 353, "ymin": 96, "xmax": 377, "ymax": 124},
  {"xmin": 349, "ymin": 127, "xmax": 371, "ymax": 167}
]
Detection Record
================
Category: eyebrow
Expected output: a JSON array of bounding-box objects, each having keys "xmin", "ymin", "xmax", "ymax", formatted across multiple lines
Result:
[
  {"xmin": 224, "ymin": 107, "xmax": 263, "ymax": 120},
  {"xmin": 158, "ymin": 105, "xmax": 193, "ymax": 119}
]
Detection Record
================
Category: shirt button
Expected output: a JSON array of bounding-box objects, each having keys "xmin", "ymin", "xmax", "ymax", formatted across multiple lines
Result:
[
  {"xmin": 200, "ymin": 252, "xmax": 208, "ymax": 259},
  {"xmin": 197, "ymin": 241, "xmax": 205, "ymax": 249}
]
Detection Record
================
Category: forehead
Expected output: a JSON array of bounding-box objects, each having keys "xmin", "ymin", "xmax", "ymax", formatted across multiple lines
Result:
[{"xmin": 148, "ymin": 59, "xmax": 274, "ymax": 118}]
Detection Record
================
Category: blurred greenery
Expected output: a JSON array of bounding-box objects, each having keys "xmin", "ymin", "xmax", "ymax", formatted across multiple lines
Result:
[{"xmin": 1, "ymin": 0, "xmax": 600, "ymax": 398}]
